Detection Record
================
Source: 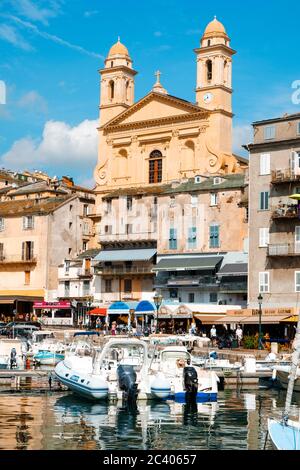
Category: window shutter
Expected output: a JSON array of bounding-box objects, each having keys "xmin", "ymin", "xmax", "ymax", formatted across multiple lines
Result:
[
  {"xmin": 260, "ymin": 154, "xmax": 270, "ymax": 175},
  {"xmin": 30, "ymin": 242, "xmax": 34, "ymax": 260},
  {"xmin": 22, "ymin": 242, "xmax": 25, "ymax": 261}
]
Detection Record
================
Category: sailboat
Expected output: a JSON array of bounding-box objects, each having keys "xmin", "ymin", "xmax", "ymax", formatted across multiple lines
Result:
[{"xmin": 268, "ymin": 314, "xmax": 300, "ymax": 450}]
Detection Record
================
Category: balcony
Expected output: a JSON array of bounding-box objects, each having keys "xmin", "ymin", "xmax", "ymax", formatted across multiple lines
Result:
[
  {"xmin": 77, "ymin": 268, "xmax": 93, "ymax": 277},
  {"xmin": 268, "ymin": 244, "xmax": 300, "ymax": 257},
  {"xmin": 219, "ymin": 282, "xmax": 248, "ymax": 293},
  {"xmin": 271, "ymin": 169, "xmax": 300, "ymax": 184},
  {"xmin": 271, "ymin": 204, "xmax": 298, "ymax": 220},
  {"xmin": 167, "ymin": 276, "xmax": 218, "ymax": 287},
  {"xmin": 98, "ymin": 232, "xmax": 155, "ymax": 243},
  {"xmin": 97, "ymin": 266, "xmax": 154, "ymax": 276},
  {"xmin": 0, "ymin": 255, "xmax": 37, "ymax": 264}
]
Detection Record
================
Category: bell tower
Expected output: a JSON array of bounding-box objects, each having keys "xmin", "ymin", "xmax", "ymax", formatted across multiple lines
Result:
[
  {"xmin": 195, "ymin": 17, "xmax": 236, "ymax": 153},
  {"xmin": 99, "ymin": 38, "xmax": 137, "ymax": 126}
]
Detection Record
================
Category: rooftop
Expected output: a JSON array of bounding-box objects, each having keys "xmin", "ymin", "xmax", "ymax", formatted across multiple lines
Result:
[{"xmin": 0, "ymin": 196, "xmax": 72, "ymax": 216}]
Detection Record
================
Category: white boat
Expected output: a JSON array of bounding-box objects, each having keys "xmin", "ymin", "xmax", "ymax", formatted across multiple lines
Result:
[
  {"xmin": 149, "ymin": 346, "xmax": 219, "ymax": 402},
  {"xmin": 29, "ymin": 330, "xmax": 66, "ymax": 365},
  {"xmin": 0, "ymin": 338, "xmax": 25, "ymax": 369},
  {"xmin": 272, "ymin": 365, "xmax": 300, "ymax": 392},
  {"xmin": 55, "ymin": 337, "xmax": 151, "ymax": 401},
  {"xmin": 268, "ymin": 321, "xmax": 300, "ymax": 449}
]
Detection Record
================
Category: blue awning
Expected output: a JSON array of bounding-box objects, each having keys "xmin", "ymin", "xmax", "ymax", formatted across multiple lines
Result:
[
  {"xmin": 108, "ymin": 301, "xmax": 130, "ymax": 314},
  {"xmin": 135, "ymin": 300, "xmax": 156, "ymax": 315},
  {"xmin": 94, "ymin": 249, "xmax": 157, "ymax": 262}
]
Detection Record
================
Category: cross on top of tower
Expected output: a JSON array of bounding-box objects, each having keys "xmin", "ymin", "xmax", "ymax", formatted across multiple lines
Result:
[{"xmin": 155, "ymin": 70, "xmax": 162, "ymax": 84}]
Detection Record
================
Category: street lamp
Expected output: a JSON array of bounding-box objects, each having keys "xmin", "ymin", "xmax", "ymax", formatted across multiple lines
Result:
[
  {"xmin": 153, "ymin": 293, "xmax": 163, "ymax": 334},
  {"xmin": 258, "ymin": 294, "xmax": 263, "ymax": 350},
  {"xmin": 87, "ymin": 298, "xmax": 92, "ymax": 330}
]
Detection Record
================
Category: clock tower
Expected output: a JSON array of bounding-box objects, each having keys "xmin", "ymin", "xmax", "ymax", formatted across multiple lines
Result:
[{"xmin": 195, "ymin": 17, "xmax": 236, "ymax": 153}]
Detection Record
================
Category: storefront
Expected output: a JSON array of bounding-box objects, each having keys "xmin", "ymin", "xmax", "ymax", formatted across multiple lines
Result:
[
  {"xmin": 33, "ymin": 301, "xmax": 73, "ymax": 326},
  {"xmin": 158, "ymin": 305, "xmax": 193, "ymax": 333}
]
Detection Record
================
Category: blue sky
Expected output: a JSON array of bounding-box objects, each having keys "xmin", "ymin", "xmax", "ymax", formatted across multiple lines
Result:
[{"xmin": 0, "ymin": 0, "xmax": 299, "ymax": 187}]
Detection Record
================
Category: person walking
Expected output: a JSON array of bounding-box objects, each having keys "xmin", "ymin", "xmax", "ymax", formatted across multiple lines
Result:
[
  {"xmin": 235, "ymin": 325, "xmax": 243, "ymax": 348},
  {"xmin": 210, "ymin": 325, "xmax": 217, "ymax": 347}
]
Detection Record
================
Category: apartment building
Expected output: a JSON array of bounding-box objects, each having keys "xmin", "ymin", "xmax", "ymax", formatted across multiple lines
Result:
[
  {"xmin": 248, "ymin": 112, "xmax": 300, "ymax": 309},
  {"xmin": 0, "ymin": 176, "xmax": 95, "ymax": 319}
]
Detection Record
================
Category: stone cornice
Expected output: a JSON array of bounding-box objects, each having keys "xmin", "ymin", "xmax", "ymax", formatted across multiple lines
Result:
[
  {"xmin": 99, "ymin": 66, "xmax": 138, "ymax": 76},
  {"xmin": 246, "ymin": 137, "xmax": 300, "ymax": 152},
  {"xmin": 100, "ymin": 112, "xmax": 209, "ymax": 133},
  {"xmin": 101, "ymin": 91, "xmax": 208, "ymax": 130},
  {"xmin": 194, "ymin": 44, "xmax": 236, "ymax": 56}
]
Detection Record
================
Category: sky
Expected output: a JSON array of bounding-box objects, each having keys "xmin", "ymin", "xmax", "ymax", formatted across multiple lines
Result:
[{"xmin": 0, "ymin": 0, "xmax": 299, "ymax": 188}]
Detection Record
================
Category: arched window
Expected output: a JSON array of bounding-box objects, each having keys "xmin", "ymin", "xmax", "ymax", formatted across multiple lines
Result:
[
  {"xmin": 207, "ymin": 40, "xmax": 211, "ymax": 47},
  {"xmin": 109, "ymin": 80, "xmax": 115, "ymax": 100},
  {"xmin": 206, "ymin": 60, "xmax": 213, "ymax": 82},
  {"xmin": 126, "ymin": 81, "xmax": 130, "ymax": 101},
  {"xmin": 149, "ymin": 150, "xmax": 163, "ymax": 184},
  {"xmin": 224, "ymin": 60, "xmax": 228, "ymax": 84},
  {"xmin": 111, "ymin": 61, "xmax": 114, "ymax": 67}
]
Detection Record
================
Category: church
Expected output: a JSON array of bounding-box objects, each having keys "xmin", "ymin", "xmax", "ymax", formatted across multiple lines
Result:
[
  {"xmin": 94, "ymin": 17, "xmax": 247, "ymax": 191},
  {"xmin": 91, "ymin": 18, "xmax": 249, "ymax": 313}
]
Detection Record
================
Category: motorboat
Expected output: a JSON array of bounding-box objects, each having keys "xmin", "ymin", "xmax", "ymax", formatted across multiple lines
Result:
[
  {"xmin": 29, "ymin": 330, "xmax": 66, "ymax": 365},
  {"xmin": 55, "ymin": 337, "xmax": 151, "ymax": 401},
  {"xmin": 0, "ymin": 338, "xmax": 25, "ymax": 369},
  {"xmin": 149, "ymin": 345, "xmax": 219, "ymax": 402},
  {"xmin": 272, "ymin": 365, "xmax": 300, "ymax": 392}
]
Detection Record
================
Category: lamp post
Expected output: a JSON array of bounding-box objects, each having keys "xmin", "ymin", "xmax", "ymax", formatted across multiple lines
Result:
[
  {"xmin": 129, "ymin": 308, "xmax": 135, "ymax": 335},
  {"xmin": 258, "ymin": 294, "xmax": 263, "ymax": 350},
  {"xmin": 87, "ymin": 298, "xmax": 92, "ymax": 330},
  {"xmin": 153, "ymin": 293, "xmax": 163, "ymax": 334}
]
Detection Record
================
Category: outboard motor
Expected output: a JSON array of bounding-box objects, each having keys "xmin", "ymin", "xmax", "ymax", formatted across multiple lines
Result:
[
  {"xmin": 183, "ymin": 366, "xmax": 198, "ymax": 398},
  {"xmin": 10, "ymin": 348, "xmax": 17, "ymax": 369},
  {"xmin": 117, "ymin": 365, "xmax": 138, "ymax": 402}
]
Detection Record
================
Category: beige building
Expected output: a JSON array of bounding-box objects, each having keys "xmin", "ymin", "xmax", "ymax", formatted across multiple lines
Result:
[
  {"xmin": 247, "ymin": 112, "xmax": 300, "ymax": 309},
  {"xmin": 90, "ymin": 17, "xmax": 249, "ymax": 309},
  {"xmin": 0, "ymin": 177, "xmax": 95, "ymax": 319},
  {"xmin": 94, "ymin": 17, "xmax": 246, "ymax": 196}
]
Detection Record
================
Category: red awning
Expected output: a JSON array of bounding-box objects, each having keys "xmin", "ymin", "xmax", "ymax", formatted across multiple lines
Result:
[{"xmin": 87, "ymin": 308, "xmax": 107, "ymax": 316}]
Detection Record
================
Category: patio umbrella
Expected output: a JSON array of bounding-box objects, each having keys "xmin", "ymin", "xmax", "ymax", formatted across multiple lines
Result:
[{"xmin": 289, "ymin": 194, "xmax": 300, "ymax": 200}]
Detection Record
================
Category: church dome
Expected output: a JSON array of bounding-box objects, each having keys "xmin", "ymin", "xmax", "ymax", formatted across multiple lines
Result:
[
  {"xmin": 203, "ymin": 17, "xmax": 228, "ymax": 38},
  {"xmin": 108, "ymin": 39, "xmax": 130, "ymax": 58}
]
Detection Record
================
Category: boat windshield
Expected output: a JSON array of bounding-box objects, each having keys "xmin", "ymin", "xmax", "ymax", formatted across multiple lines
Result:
[
  {"xmin": 103, "ymin": 345, "xmax": 146, "ymax": 371},
  {"xmin": 161, "ymin": 351, "xmax": 190, "ymax": 363}
]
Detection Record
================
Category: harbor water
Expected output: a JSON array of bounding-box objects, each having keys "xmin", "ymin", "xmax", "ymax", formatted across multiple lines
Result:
[{"xmin": 0, "ymin": 387, "xmax": 299, "ymax": 450}]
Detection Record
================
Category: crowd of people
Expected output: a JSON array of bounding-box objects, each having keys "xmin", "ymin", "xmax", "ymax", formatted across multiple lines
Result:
[{"xmin": 209, "ymin": 324, "xmax": 244, "ymax": 349}]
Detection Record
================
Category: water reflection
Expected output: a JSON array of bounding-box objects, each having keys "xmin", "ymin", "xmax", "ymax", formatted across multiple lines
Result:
[{"xmin": 0, "ymin": 390, "xmax": 299, "ymax": 450}]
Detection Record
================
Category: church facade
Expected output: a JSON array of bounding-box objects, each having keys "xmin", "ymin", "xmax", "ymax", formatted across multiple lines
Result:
[
  {"xmin": 92, "ymin": 18, "xmax": 249, "ymax": 308},
  {"xmin": 94, "ymin": 17, "xmax": 247, "ymax": 193}
]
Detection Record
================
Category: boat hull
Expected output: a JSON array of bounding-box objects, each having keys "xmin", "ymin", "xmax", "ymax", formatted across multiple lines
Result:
[
  {"xmin": 268, "ymin": 419, "xmax": 300, "ymax": 450},
  {"xmin": 55, "ymin": 361, "xmax": 109, "ymax": 401},
  {"xmin": 34, "ymin": 352, "xmax": 65, "ymax": 366},
  {"xmin": 276, "ymin": 370, "xmax": 300, "ymax": 393}
]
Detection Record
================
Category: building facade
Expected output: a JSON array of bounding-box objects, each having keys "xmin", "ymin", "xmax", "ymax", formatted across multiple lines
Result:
[
  {"xmin": 248, "ymin": 112, "xmax": 300, "ymax": 308},
  {"xmin": 0, "ymin": 177, "xmax": 95, "ymax": 319}
]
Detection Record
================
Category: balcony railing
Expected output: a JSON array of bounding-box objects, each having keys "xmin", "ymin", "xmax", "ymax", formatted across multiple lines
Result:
[
  {"xmin": 98, "ymin": 232, "xmax": 155, "ymax": 242},
  {"xmin": 77, "ymin": 268, "xmax": 93, "ymax": 277},
  {"xmin": 167, "ymin": 276, "xmax": 217, "ymax": 287},
  {"xmin": 268, "ymin": 244, "xmax": 300, "ymax": 257},
  {"xmin": 271, "ymin": 169, "xmax": 300, "ymax": 184},
  {"xmin": 0, "ymin": 255, "xmax": 37, "ymax": 264},
  {"xmin": 97, "ymin": 266, "xmax": 154, "ymax": 275},
  {"xmin": 271, "ymin": 204, "xmax": 299, "ymax": 220},
  {"xmin": 219, "ymin": 282, "xmax": 248, "ymax": 293}
]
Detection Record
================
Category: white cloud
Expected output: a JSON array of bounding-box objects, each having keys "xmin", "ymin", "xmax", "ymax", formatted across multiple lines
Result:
[
  {"xmin": 84, "ymin": 11, "xmax": 99, "ymax": 18},
  {"xmin": 233, "ymin": 125, "xmax": 252, "ymax": 154},
  {"xmin": 17, "ymin": 90, "xmax": 48, "ymax": 114},
  {"xmin": 6, "ymin": 14, "xmax": 104, "ymax": 59},
  {"xmin": 0, "ymin": 23, "xmax": 33, "ymax": 50},
  {"xmin": 8, "ymin": 0, "xmax": 63, "ymax": 25},
  {"xmin": 1, "ymin": 118, "xmax": 99, "ymax": 170}
]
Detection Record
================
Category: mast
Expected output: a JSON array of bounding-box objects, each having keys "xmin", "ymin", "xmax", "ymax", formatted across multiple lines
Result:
[{"xmin": 283, "ymin": 316, "xmax": 300, "ymax": 423}]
